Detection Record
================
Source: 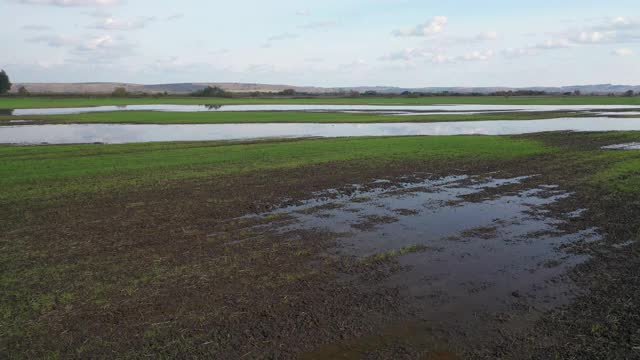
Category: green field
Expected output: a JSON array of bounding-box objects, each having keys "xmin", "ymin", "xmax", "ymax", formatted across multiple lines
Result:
[
  {"xmin": 3, "ymin": 133, "xmax": 640, "ymax": 206},
  {"xmin": 0, "ymin": 110, "xmax": 595, "ymax": 125},
  {"xmin": 1, "ymin": 95, "xmax": 640, "ymax": 109},
  {"xmin": 0, "ymin": 136, "xmax": 548, "ymax": 204}
]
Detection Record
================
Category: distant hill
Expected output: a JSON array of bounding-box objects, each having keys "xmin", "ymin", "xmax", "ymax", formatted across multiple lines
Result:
[
  {"xmin": 9, "ymin": 82, "xmax": 640, "ymax": 95},
  {"xmin": 9, "ymin": 82, "xmax": 338, "ymax": 95}
]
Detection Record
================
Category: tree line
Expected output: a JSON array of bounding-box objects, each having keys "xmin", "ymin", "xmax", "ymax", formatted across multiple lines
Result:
[{"xmin": 1, "ymin": 70, "xmax": 638, "ymax": 98}]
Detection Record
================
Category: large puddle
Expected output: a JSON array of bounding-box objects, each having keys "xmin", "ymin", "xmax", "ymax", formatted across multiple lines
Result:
[
  {"xmin": 4, "ymin": 117, "xmax": 640, "ymax": 144},
  {"xmin": 602, "ymin": 142, "xmax": 640, "ymax": 150},
  {"xmin": 5, "ymin": 104, "xmax": 640, "ymax": 116},
  {"xmin": 217, "ymin": 174, "xmax": 599, "ymax": 335}
]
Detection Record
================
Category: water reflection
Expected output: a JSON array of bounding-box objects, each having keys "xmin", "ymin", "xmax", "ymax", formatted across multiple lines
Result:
[{"xmin": 4, "ymin": 117, "xmax": 640, "ymax": 144}]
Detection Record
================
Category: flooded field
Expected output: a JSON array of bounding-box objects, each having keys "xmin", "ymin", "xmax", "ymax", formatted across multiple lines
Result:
[
  {"xmin": 5, "ymin": 117, "xmax": 640, "ymax": 144},
  {"xmin": 213, "ymin": 173, "xmax": 599, "ymax": 352},
  {"xmin": 4, "ymin": 104, "xmax": 640, "ymax": 116},
  {"xmin": 4, "ymin": 131, "xmax": 640, "ymax": 358}
]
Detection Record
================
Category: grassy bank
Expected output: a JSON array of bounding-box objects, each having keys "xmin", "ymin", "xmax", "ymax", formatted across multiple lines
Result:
[
  {"xmin": 1, "ymin": 96, "xmax": 640, "ymax": 109},
  {"xmin": 0, "ymin": 136, "xmax": 548, "ymax": 204},
  {"xmin": 0, "ymin": 110, "xmax": 594, "ymax": 125}
]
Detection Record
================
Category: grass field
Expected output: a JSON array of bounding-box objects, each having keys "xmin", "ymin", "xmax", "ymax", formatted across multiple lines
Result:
[
  {"xmin": 1, "ymin": 95, "xmax": 640, "ymax": 109},
  {"xmin": 0, "ymin": 136, "xmax": 548, "ymax": 204},
  {"xmin": 0, "ymin": 110, "xmax": 594, "ymax": 125}
]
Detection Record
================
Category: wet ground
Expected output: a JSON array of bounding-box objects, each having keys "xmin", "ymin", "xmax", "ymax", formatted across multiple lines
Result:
[
  {"xmin": 4, "ymin": 132, "xmax": 640, "ymax": 359},
  {"xmin": 7, "ymin": 117, "xmax": 640, "ymax": 144},
  {"xmin": 205, "ymin": 173, "xmax": 601, "ymax": 356}
]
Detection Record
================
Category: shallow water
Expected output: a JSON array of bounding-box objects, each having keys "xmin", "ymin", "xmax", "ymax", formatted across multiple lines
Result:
[
  {"xmin": 4, "ymin": 117, "xmax": 640, "ymax": 144},
  {"xmin": 8, "ymin": 104, "xmax": 640, "ymax": 116},
  {"xmin": 602, "ymin": 142, "xmax": 640, "ymax": 150},
  {"xmin": 234, "ymin": 174, "xmax": 599, "ymax": 324}
]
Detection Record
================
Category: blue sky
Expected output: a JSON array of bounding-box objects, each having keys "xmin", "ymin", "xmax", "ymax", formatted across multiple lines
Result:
[{"xmin": 2, "ymin": 0, "xmax": 639, "ymax": 87}]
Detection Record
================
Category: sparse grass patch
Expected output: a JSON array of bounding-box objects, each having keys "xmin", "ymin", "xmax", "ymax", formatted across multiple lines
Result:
[{"xmin": 363, "ymin": 244, "xmax": 430, "ymax": 264}]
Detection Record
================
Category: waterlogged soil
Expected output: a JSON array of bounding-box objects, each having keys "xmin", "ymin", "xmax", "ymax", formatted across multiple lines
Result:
[
  {"xmin": 3, "ymin": 132, "xmax": 640, "ymax": 359},
  {"xmin": 220, "ymin": 174, "xmax": 600, "ymax": 357}
]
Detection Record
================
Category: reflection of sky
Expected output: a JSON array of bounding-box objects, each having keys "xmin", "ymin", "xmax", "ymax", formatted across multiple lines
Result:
[
  {"xmin": 5, "ymin": 117, "xmax": 640, "ymax": 144},
  {"xmin": 10, "ymin": 104, "xmax": 640, "ymax": 116},
  {"xmin": 602, "ymin": 143, "xmax": 640, "ymax": 150}
]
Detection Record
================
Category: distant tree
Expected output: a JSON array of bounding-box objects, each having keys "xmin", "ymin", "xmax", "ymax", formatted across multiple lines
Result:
[
  {"xmin": 574, "ymin": 90, "xmax": 581, "ymax": 96},
  {"xmin": 191, "ymin": 86, "xmax": 232, "ymax": 98},
  {"xmin": 280, "ymin": 89, "xmax": 296, "ymax": 96},
  {"xmin": 17, "ymin": 86, "xmax": 30, "ymax": 96},
  {"xmin": 624, "ymin": 90, "xmax": 635, "ymax": 97},
  {"xmin": 0, "ymin": 70, "xmax": 11, "ymax": 95},
  {"xmin": 112, "ymin": 87, "xmax": 129, "ymax": 97}
]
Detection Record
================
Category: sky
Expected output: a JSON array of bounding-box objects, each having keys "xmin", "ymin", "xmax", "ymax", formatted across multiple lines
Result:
[{"xmin": 2, "ymin": 0, "xmax": 640, "ymax": 87}]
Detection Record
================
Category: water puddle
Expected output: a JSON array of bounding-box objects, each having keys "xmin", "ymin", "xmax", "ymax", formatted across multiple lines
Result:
[
  {"xmin": 602, "ymin": 142, "xmax": 640, "ymax": 150},
  {"xmin": 596, "ymin": 111, "xmax": 640, "ymax": 116},
  {"xmin": 5, "ymin": 117, "xmax": 640, "ymax": 144},
  {"xmin": 6, "ymin": 104, "xmax": 640, "ymax": 116},
  {"xmin": 220, "ymin": 174, "xmax": 599, "ymax": 331}
]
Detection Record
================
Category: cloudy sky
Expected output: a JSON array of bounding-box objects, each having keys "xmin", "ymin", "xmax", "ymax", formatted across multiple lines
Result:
[{"xmin": 2, "ymin": 0, "xmax": 640, "ymax": 87}]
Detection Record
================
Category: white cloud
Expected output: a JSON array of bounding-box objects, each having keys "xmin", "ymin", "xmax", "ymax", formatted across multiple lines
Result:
[
  {"xmin": 502, "ymin": 47, "xmax": 537, "ymax": 58},
  {"xmin": 535, "ymin": 38, "xmax": 572, "ymax": 49},
  {"xmin": 393, "ymin": 16, "xmax": 448, "ymax": 37},
  {"xmin": 165, "ymin": 13, "xmax": 183, "ymax": 21},
  {"xmin": 91, "ymin": 16, "xmax": 155, "ymax": 30},
  {"xmin": 380, "ymin": 47, "xmax": 492, "ymax": 64},
  {"xmin": 299, "ymin": 22, "xmax": 337, "ymax": 30},
  {"xmin": 71, "ymin": 35, "xmax": 134, "ymax": 63},
  {"xmin": 296, "ymin": 10, "xmax": 310, "ymax": 16},
  {"xmin": 596, "ymin": 16, "xmax": 640, "ymax": 31},
  {"xmin": 342, "ymin": 59, "xmax": 369, "ymax": 70},
  {"xmin": 304, "ymin": 57, "xmax": 324, "ymax": 63},
  {"xmin": 22, "ymin": 24, "xmax": 52, "ymax": 31},
  {"xmin": 26, "ymin": 35, "xmax": 75, "ymax": 47},
  {"xmin": 380, "ymin": 48, "xmax": 431, "ymax": 61},
  {"xmin": 612, "ymin": 48, "xmax": 634, "ymax": 56},
  {"xmin": 18, "ymin": 0, "xmax": 118, "ymax": 6},
  {"xmin": 571, "ymin": 31, "xmax": 608, "ymax": 44},
  {"xmin": 475, "ymin": 31, "xmax": 498, "ymax": 41},
  {"xmin": 267, "ymin": 33, "xmax": 298, "ymax": 41},
  {"xmin": 76, "ymin": 35, "xmax": 115, "ymax": 50},
  {"xmin": 457, "ymin": 50, "xmax": 494, "ymax": 61}
]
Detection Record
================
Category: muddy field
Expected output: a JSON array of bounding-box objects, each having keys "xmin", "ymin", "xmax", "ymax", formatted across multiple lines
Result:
[{"xmin": 2, "ymin": 132, "xmax": 640, "ymax": 359}]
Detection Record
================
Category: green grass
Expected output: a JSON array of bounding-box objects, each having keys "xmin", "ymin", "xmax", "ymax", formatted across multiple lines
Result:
[
  {"xmin": 0, "ymin": 110, "xmax": 593, "ymax": 124},
  {"xmin": 591, "ymin": 152, "xmax": 640, "ymax": 192},
  {"xmin": 0, "ymin": 136, "xmax": 550, "ymax": 204},
  {"xmin": 2, "ymin": 96, "xmax": 640, "ymax": 109}
]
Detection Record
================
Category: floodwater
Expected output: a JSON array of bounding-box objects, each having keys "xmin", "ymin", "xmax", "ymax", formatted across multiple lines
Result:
[
  {"xmin": 5, "ymin": 117, "xmax": 640, "ymax": 144},
  {"xmin": 7, "ymin": 104, "xmax": 640, "ymax": 116},
  {"xmin": 229, "ymin": 174, "xmax": 599, "ymax": 332},
  {"xmin": 602, "ymin": 142, "xmax": 640, "ymax": 150}
]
